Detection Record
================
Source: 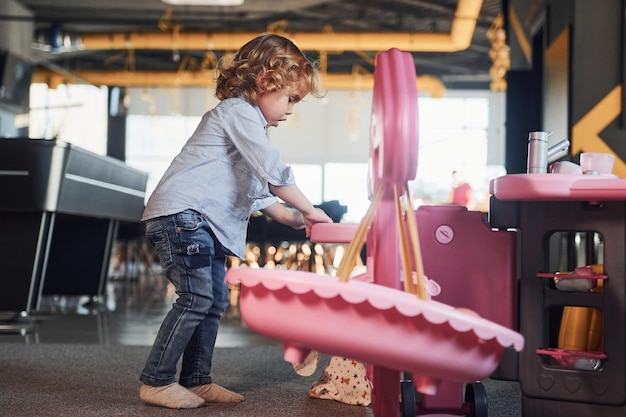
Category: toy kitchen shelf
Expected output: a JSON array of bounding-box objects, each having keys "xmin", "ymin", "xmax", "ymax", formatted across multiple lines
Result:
[{"xmin": 489, "ymin": 173, "xmax": 626, "ymax": 417}]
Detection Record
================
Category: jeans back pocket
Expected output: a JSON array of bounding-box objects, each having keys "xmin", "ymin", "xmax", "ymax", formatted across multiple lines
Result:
[{"xmin": 146, "ymin": 226, "xmax": 173, "ymax": 269}]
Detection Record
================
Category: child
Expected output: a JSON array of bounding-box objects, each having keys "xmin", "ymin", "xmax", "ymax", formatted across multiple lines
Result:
[{"xmin": 138, "ymin": 33, "xmax": 333, "ymax": 409}]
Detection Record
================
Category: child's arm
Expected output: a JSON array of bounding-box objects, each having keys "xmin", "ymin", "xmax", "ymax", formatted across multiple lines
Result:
[
  {"xmin": 267, "ymin": 184, "xmax": 333, "ymax": 235},
  {"xmin": 261, "ymin": 202, "xmax": 305, "ymax": 230}
]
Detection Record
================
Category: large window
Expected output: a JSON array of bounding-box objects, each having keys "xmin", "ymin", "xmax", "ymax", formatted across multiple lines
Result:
[
  {"xmin": 412, "ymin": 96, "xmax": 492, "ymax": 209},
  {"xmin": 322, "ymin": 162, "xmax": 369, "ymax": 223},
  {"xmin": 11, "ymin": 86, "xmax": 500, "ymax": 224},
  {"xmin": 28, "ymin": 86, "xmax": 502, "ymax": 222},
  {"xmin": 29, "ymin": 83, "xmax": 108, "ymax": 154},
  {"xmin": 125, "ymin": 114, "xmax": 196, "ymax": 200},
  {"xmin": 123, "ymin": 94, "xmax": 500, "ymax": 220},
  {"xmin": 290, "ymin": 164, "xmax": 323, "ymax": 204}
]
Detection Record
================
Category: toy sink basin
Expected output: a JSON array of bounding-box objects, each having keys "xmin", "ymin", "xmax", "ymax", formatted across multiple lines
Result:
[{"xmin": 226, "ymin": 267, "xmax": 524, "ymax": 395}]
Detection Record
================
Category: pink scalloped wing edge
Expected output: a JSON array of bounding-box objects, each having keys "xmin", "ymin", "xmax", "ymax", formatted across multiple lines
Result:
[{"xmin": 226, "ymin": 268, "xmax": 524, "ymax": 351}]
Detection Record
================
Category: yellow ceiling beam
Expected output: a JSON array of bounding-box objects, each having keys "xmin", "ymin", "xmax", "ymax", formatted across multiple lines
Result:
[
  {"xmin": 32, "ymin": 69, "xmax": 446, "ymax": 98},
  {"xmin": 35, "ymin": 0, "xmax": 482, "ymax": 95},
  {"xmin": 78, "ymin": 0, "xmax": 482, "ymax": 53}
]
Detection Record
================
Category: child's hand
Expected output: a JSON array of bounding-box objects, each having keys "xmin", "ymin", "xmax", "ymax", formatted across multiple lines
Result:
[{"xmin": 303, "ymin": 208, "xmax": 333, "ymax": 237}]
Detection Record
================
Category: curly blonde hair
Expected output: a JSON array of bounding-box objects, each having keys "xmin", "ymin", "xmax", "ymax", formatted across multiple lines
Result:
[{"xmin": 215, "ymin": 33, "xmax": 322, "ymax": 103}]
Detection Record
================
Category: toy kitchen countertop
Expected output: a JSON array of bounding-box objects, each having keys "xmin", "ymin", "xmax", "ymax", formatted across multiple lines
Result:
[{"xmin": 490, "ymin": 173, "xmax": 626, "ymax": 201}]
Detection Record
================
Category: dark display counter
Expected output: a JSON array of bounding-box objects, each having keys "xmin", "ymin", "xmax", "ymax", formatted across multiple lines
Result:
[{"xmin": 0, "ymin": 138, "xmax": 148, "ymax": 313}]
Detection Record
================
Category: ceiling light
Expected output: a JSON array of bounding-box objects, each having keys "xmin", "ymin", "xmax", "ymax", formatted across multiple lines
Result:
[{"xmin": 161, "ymin": 0, "xmax": 244, "ymax": 5}]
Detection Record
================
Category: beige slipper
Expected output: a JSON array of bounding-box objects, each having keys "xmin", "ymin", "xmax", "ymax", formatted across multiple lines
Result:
[{"xmin": 292, "ymin": 350, "xmax": 321, "ymax": 376}]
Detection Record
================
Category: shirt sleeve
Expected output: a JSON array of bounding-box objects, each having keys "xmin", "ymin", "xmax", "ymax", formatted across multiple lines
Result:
[
  {"xmin": 251, "ymin": 195, "xmax": 278, "ymax": 213},
  {"xmin": 222, "ymin": 101, "xmax": 296, "ymax": 188}
]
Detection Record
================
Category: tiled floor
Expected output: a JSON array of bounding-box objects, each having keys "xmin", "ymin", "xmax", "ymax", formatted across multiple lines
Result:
[{"xmin": 0, "ymin": 263, "xmax": 278, "ymax": 348}]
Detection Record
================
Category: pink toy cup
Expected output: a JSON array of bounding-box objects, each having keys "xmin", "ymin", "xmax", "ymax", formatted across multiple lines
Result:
[{"xmin": 580, "ymin": 152, "xmax": 615, "ymax": 175}]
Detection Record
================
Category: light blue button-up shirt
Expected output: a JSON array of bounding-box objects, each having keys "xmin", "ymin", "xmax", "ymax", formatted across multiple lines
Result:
[{"xmin": 142, "ymin": 97, "xmax": 295, "ymax": 258}]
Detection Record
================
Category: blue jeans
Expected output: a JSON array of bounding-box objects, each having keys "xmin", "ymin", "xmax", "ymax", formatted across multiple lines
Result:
[{"xmin": 140, "ymin": 209, "xmax": 229, "ymax": 387}]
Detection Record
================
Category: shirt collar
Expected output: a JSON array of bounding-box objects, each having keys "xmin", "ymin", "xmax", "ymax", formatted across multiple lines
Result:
[{"xmin": 252, "ymin": 104, "xmax": 267, "ymax": 130}]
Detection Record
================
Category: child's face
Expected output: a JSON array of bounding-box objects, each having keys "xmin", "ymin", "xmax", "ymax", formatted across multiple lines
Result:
[{"xmin": 256, "ymin": 88, "xmax": 302, "ymax": 128}]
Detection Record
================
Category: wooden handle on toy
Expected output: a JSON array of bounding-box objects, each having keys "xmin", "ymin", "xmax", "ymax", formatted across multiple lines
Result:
[
  {"xmin": 336, "ymin": 181, "xmax": 386, "ymax": 282},
  {"xmin": 394, "ymin": 184, "xmax": 416, "ymax": 295},
  {"xmin": 402, "ymin": 183, "xmax": 428, "ymax": 300}
]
